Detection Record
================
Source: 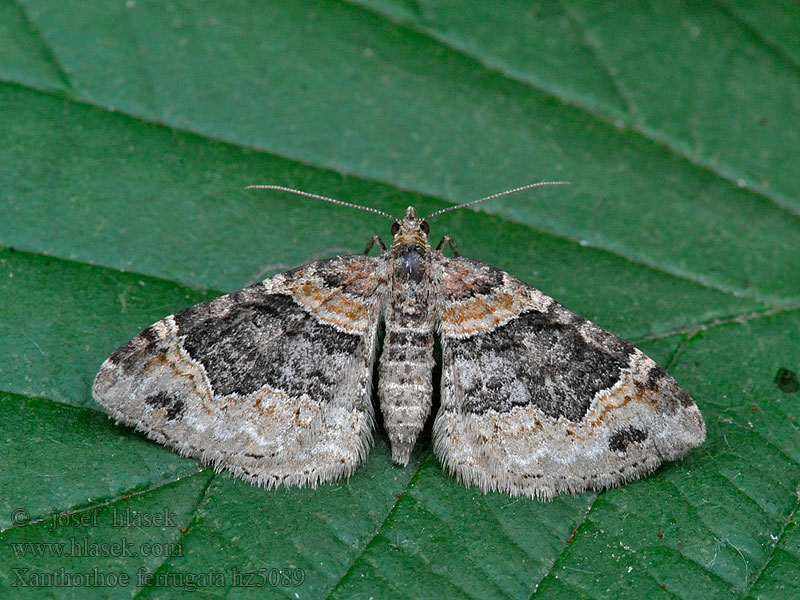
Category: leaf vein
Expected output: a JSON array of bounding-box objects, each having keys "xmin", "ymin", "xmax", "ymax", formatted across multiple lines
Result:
[
  {"xmin": 338, "ymin": 0, "xmax": 800, "ymax": 220},
  {"xmin": 12, "ymin": 0, "xmax": 73, "ymax": 90}
]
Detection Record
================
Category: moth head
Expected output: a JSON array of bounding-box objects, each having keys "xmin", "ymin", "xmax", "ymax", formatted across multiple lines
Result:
[{"xmin": 391, "ymin": 207, "xmax": 430, "ymax": 238}]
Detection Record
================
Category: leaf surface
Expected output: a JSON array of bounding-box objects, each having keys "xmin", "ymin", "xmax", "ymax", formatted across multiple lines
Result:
[{"xmin": 1, "ymin": 1, "xmax": 798, "ymax": 598}]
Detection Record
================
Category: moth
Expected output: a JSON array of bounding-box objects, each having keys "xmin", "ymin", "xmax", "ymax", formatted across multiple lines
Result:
[{"xmin": 93, "ymin": 183, "xmax": 705, "ymax": 499}]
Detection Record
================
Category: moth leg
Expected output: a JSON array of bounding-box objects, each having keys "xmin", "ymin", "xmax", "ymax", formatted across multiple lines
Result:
[
  {"xmin": 436, "ymin": 235, "xmax": 459, "ymax": 257},
  {"xmin": 364, "ymin": 235, "xmax": 387, "ymax": 254}
]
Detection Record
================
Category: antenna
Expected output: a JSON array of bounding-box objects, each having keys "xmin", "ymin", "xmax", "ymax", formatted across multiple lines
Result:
[
  {"xmin": 246, "ymin": 184, "xmax": 396, "ymax": 220},
  {"xmin": 423, "ymin": 181, "xmax": 571, "ymax": 220}
]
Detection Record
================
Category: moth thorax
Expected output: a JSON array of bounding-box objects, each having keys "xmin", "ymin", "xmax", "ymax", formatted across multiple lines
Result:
[{"xmin": 395, "ymin": 246, "xmax": 428, "ymax": 283}]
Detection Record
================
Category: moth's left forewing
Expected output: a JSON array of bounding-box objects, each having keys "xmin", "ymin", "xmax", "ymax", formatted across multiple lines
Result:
[
  {"xmin": 93, "ymin": 255, "xmax": 385, "ymax": 489},
  {"xmin": 434, "ymin": 256, "xmax": 705, "ymax": 499}
]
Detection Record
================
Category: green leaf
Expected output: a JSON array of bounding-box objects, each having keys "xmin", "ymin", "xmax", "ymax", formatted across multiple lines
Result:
[{"xmin": 1, "ymin": 1, "xmax": 798, "ymax": 598}]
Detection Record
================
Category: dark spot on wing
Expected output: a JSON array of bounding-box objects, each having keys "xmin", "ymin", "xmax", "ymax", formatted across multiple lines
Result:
[
  {"xmin": 166, "ymin": 399, "xmax": 185, "ymax": 420},
  {"xmin": 145, "ymin": 391, "xmax": 186, "ymax": 421},
  {"xmin": 608, "ymin": 426, "xmax": 649, "ymax": 453}
]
